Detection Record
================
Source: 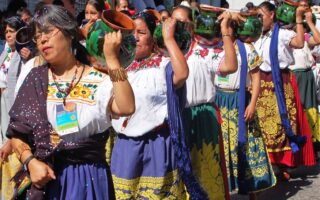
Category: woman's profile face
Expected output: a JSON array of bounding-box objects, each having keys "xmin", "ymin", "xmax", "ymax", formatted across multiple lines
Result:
[
  {"xmin": 5, "ymin": 25, "xmax": 17, "ymax": 50},
  {"xmin": 34, "ymin": 25, "xmax": 72, "ymax": 65},
  {"xmin": 85, "ymin": 4, "xmax": 101, "ymax": 21},
  {"xmin": 133, "ymin": 18, "xmax": 154, "ymax": 60},
  {"xmin": 258, "ymin": 7, "xmax": 274, "ymax": 31}
]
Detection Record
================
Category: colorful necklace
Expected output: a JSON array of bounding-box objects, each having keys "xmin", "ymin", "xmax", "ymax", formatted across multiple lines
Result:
[{"xmin": 51, "ymin": 63, "xmax": 85, "ymax": 105}]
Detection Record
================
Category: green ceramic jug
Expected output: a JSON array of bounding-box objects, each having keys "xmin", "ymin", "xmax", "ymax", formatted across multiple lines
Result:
[
  {"xmin": 276, "ymin": 0, "xmax": 299, "ymax": 25},
  {"xmin": 86, "ymin": 10, "xmax": 136, "ymax": 68},
  {"xmin": 194, "ymin": 11, "xmax": 220, "ymax": 39},
  {"xmin": 236, "ymin": 15, "xmax": 263, "ymax": 38},
  {"xmin": 153, "ymin": 20, "xmax": 191, "ymax": 55}
]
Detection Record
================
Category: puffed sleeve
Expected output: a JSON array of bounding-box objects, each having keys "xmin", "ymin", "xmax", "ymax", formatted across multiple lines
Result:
[
  {"xmin": 207, "ymin": 47, "xmax": 225, "ymax": 74},
  {"xmin": 280, "ymin": 29, "xmax": 296, "ymax": 47},
  {"xmin": 245, "ymin": 43, "xmax": 262, "ymax": 71}
]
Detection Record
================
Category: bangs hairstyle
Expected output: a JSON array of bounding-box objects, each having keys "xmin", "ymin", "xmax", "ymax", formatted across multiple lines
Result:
[
  {"xmin": 5, "ymin": 16, "xmax": 26, "ymax": 31},
  {"xmin": 32, "ymin": 4, "xmax": 90, "ymax": 65},
  {"xmin": 86, "ymin": 0, "xmax": 106, "ymax": 13},
  {"xmin": 32, "ymin": 5, "xmax": 78, "ymax": 44}
]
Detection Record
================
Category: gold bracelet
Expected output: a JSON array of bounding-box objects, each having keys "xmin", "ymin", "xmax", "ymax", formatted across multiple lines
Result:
[
  {"xmin": 108, "ymin": 68, "xmax": 128, "ymax": 82},
  {"xmin": 14, "ymin": 143, "xmax": 31, "ymax": 161}
]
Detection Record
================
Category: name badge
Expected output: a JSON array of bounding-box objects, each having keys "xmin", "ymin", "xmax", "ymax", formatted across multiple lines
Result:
[
  {"xmin": 218, "ymin": 75, "xmax": 229, "ymax": 83},
  {"xmin": 56, "ymin": 102, "xmax": 79, "ymax": 136}
]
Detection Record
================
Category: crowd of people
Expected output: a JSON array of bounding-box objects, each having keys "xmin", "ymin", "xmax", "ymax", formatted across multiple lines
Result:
[{"xmin": 0, "ymin": 0, "xmax": 319, "ymax": 199}]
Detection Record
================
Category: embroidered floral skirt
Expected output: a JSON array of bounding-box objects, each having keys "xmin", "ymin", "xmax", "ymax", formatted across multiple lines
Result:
[
  {"xmin": 256, "ymin": 70, "xmax": 315, "ymax": 167},
  {"xmin": 215, "ymin": 89, "xmax": 276, "ymax": 194},
  {"xmin": 182, "ymin": 103, "xmax": 229, "ymax": 200},
  {"xmin": 110, "ymin": 126, "xmax": 187, "ymax": 199},
  {"xmin": 293, "ymin": 69, "xmax": 320, "ymax": 150},
  {"xmin": 0, "ymin": 153, "xmax": 21, "ymax": 200}
]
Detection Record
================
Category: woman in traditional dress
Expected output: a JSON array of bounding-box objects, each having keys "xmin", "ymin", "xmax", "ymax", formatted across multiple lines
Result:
[
  {"xmin": 289, "ymin": 1, "xmax": 320, "ymax": 156},
  {"xmin": 7, "ymin": 5, "xmax": 135, "ymax": 199},
  {"xmin": 0, "ymin": 17, "xmax": 27, "ymax": 147},
  {"xmin": 0, "ymin": 16, "xmax": 31, "ymax": 200},
  {"xmin": 172, "ymin": 5, "xmax": 239, "ymax": 200},
  {"xmin": 214, "ymin": 12, "xmax": 276, "ymax": 199},
  {"xmin": 254, "ymin": 1, "xmax": 315, "ymax": 180},
  {"xmin": 80, "ymin": 0, "xmax": 105, "ymax": 40},
  {"xmin": 110, "ymin": 11, "xmax": 205, "ymax": 199}
]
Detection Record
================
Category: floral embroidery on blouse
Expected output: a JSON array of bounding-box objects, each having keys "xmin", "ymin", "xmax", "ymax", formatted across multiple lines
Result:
[
  {"xmin": 126, "ymin": 54, "xmax": 162, "ymax": 72},
  {"xmin": 235, "ymin": 42, "xmax": 262, "ymax": 70},
  {"xmin": 194, "ymin": 48, "xmax": 209, "ymax": 58},
  {"xmin": 47, "ymin": 68, "xmax": 107, "ymax": 104},
  {"xmin": 186, "ymin": 40, "xmax": 224, "ymax": 60}
]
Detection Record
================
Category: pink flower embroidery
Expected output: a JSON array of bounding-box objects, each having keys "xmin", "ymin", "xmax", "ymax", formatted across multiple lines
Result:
[
  {"xmin": 213, "ymin": 48, "xmax": 223, "ymax": 54},
  {"xmin": 199, "ymin": 48, "xmax": 209, "ymax": 57}
]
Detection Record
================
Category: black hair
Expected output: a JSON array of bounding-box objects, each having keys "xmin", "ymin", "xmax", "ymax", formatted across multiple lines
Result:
[
  {"xmin": 258, "ymin": 1, "xmax": 276, "ymax": 12},
  {"xmin": 246, "ymin": 2, "xmax": 255, "ymax": 10},
  {"xmin": 7, "ymin": 0, "xmax": 27, "ymax": 17},
  {"xmin": 34, "ymin": 1, "xmax": 46, "ymax": 13},
  {"xmin": 258, "ymin": 1, "xmax": 276, "ymax": 21},
  {"xmin": 4, "ymin": 16, "xmax": 26, "ymax": 31},
  {"xmin": 33, "ymin": 5, "xmax": 90, "ymax": 65},
  {"xmin": 132, "ymin": 12, "xmax": 157, "ymax": 35},
  {"xmin": 85, "ymin": 0, "xmax": 106, "ymax": 13},
  {"xmin": 221, "ymin": 0, "xmax": 229, "ymax": 8},
  {"xmin": 17, "ymin": 7, "xmax": 32, "ymax": 18},
  {"xmin": 172, "ymin": 5, "xmax": 192, "ymax": 21},
  {"xmin": 53, "ymin": 0, "xmax": 64, "ymax": 6},
  {"xmin": 77, "ymin": 10, "xmax": 85, "ymax": 26}
]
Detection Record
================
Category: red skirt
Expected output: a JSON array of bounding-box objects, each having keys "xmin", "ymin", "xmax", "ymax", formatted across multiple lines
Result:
[{"xmin": 256, "ymin": 69, "xmax": 315, "ymax": 167}]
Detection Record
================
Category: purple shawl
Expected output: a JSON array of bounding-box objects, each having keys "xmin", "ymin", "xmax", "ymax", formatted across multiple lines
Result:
[
  {"xmin": 7, "ymin": 64, "xmax": 55, "ymax": 160},
  {"xmin": 6, "ymin": 65, "xmax": 54, "ymax": 199}
]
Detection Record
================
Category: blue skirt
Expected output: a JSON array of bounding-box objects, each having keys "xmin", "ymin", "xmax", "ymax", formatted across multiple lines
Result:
[
  {"xmin": 215, "ymin": 89, "xmax": 276, "ymax": 193},
  {"xmin": 46, "ymin": 163, "xmax": 114, "ymax": 200},
  {"xmin": 111, "ymin": 126, "xmax": 187, "ymax": 199}
]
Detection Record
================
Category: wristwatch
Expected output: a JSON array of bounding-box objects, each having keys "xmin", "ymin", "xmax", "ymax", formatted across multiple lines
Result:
[{"xmin": 23, "ymin": 155, "xmax": 35, "ymax": 172}]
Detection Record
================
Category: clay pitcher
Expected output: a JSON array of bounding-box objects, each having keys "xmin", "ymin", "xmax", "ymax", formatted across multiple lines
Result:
[{"xmin": 86, "ymin": 10, "xmax": 136, "ymax": 68}]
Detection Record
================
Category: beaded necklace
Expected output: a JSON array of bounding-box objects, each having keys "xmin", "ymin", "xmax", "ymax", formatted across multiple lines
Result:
[{"xmin": 51, "ymin": 63, "xmax": 85, "ymax": 105}]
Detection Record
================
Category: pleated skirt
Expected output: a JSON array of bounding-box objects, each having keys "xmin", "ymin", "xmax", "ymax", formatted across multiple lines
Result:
[{"xmin": 215, "ymin": 89, "xmax": 276, "ymax": 193}]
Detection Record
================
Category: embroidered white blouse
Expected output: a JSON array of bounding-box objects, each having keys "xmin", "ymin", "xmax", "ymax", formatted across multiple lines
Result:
[
  {"xmin": 46, "ymin": 67, "xmax": 113, "ymax": 142},
  {"xmin": 215, "ymin": 42, "xmax": 262, "ymax": 90},
  {"xmin": 184, "ymin": 41, "xmax": 224, "ymax": 107},
  {"xmin": 112, "ymin": 54, "xmax": 170, "ymax": 137},
  {"xmin": 289, "ymin": 41, "xmax": 315, "ymax": 71},
  {"xmin": 254, "ymin": 28, "xmax": 296, "ymax": 72}
]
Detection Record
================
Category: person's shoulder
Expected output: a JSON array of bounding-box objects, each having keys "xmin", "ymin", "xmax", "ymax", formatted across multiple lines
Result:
[
  {"xmin": 279, "ymin": 28, "xmax": 295, "ymax": 36},
  {"xmin": 85, "ymin": 65, "xmax": 109, "ymax": 82}
]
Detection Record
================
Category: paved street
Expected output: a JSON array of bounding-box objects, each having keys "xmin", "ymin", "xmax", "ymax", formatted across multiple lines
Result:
[{"xmin": 231, "ymin": 161, "xmax": 320, "ymax": 200}]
